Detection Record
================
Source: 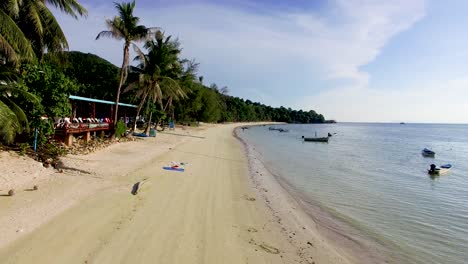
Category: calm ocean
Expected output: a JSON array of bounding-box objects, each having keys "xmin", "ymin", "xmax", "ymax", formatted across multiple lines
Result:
[{"xmin": 241, "ymin": 123, "xmax": 468, "ymax": 264}]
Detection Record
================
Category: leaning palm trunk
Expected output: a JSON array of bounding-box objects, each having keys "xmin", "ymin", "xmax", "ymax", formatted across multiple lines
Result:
[
  {"xmin": 132, "ymin": 91, "xmax": 148, "ymax": 131},
  {"xmin": 155, "ymin": 96, "xmax": 172, "ymax": 131},
  {"xmin": 144, "ymin": 111, "xmax": 153, "ymax": 135},
  {"xmin": 114, "ymin": 43, "xmax": 130, "ymax": 127}
]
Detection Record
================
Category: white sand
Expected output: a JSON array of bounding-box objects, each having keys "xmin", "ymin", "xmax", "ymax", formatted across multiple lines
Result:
[{"xmin": 0, "ymin": 123, "xmax": 353, "ymax": 264}]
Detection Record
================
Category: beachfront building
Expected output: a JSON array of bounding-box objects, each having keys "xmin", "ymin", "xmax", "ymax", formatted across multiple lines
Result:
[{"xmin": 54, "ymin": 95, "xmax": 137, "ymax": 145}]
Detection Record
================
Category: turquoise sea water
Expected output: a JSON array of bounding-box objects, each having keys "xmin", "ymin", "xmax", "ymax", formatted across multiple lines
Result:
[{"xmin": 241, "ymin": 123, "xmax": 468, "ymax": 264}]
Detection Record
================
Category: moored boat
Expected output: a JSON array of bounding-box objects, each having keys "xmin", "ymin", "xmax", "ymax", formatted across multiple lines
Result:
[
  {"xmin": 302, "ymin": 136, "xmax": 329, "ymax": 142},
  {"xmin": 422, "ymin": 148, "xmax": 435, "ymax": 157},
  {"xmin": 428, "ymin": 164, "xmax": 452, "ymax": 175}
]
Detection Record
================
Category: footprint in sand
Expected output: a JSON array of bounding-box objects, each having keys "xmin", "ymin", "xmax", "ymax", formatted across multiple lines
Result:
[
  {"xmin": 243, "ymin": 195, "xmax": 256, "ymax": 201},
  {"xmin": 248, "ymin": 238, "xmax": 280, "ymax": 255},
  {"xmin": 258, "ymin": 243, "xmax": 280, "ymax": 254},
  {"xmin": 247, "ymin": 227, "xmax": 258, "ymax": 233}
]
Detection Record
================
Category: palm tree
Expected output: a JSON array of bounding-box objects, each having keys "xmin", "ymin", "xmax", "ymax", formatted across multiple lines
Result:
[
  {"xmin": 0, "ymin": 81, "xmax": 39, "ymax": 144},
  {"xmin": 96, "ymin": 0, "xmax": 158, "ymax": 128},
  {"xmin": 126, "ymin": 32, "xmax": 190, "ymax": 133},
  {"xmin": 0, "ymin": 8, "xmax": 34, "ymax": 64},
  {"xmin": 0, "ymin": 0, "xmax": 87, "ymax": 63}
]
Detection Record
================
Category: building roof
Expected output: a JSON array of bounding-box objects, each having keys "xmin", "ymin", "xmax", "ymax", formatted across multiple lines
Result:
[{"xmin": 69, "ymin": 95, "xmax": 137, "ymax": 108}]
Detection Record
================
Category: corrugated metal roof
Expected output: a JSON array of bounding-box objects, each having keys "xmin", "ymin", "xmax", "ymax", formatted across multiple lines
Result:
[{"xmin": 69, "ymin": 95, "xmax": 137, "ymax": 108}]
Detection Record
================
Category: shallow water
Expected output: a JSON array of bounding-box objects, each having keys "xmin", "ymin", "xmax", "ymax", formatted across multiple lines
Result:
[{"xmin": 241, "ymin": 123, "xmax": 468, "ymax": 264}]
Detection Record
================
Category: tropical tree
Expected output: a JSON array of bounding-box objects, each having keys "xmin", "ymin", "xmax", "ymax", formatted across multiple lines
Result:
[
  {"xmin": 96, "ymin": 0, "xmax": 158, "ymax": 127},
  {"xmin": 0, "ymin": 0, "xmax": 87, "ymax": 63},
  {"xmin": 0, "ymin": 8, "xmax": 34, "ymax": 64},
  {"xmin": 126, "ymin": 32, "xmax": 188, "ymax": 133},
  {"xmin": 0, "ymin": 81, "xmax": 39, "ymax": 144}
]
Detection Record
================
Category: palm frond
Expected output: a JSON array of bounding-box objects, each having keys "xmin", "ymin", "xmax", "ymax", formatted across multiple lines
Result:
[
  {"xmin": 0, "ymin": 8, "xmax": 35, "ymax": 63},
  {"xmin": 0, "ymin": 98, "xmax": 20, "ymax": 144},
  {"xmin": 45, "ymin": 0, "xmax": 87, "ymax": 19},
  {"xmin": 36, "ymin": 1, "xmax": 69, "ymax": 53},
  {"xmin": 24, "ymin": 1, "xmax": 44, "ymax": 36},
  {"xmin": 4, "ymin": 0, "xmax": 22, "ymax": 17},
  {"xmin": 3, "ymin": 96, "xmax": 29, "ymax": 133}
]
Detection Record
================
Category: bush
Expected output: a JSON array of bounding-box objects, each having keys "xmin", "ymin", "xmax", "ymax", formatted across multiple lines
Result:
[
  {"xmin": 115, "ymin": 120, "xmax": 126, "ymax": 138},
  {"xmin": 37, "ymin": 140, "xmax": 68, "ymax": 163}
]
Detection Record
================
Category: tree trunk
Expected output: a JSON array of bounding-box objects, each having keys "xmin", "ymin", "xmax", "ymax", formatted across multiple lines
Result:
[
  {"xmin": 114, "ymin": 42, "xmax": 130, "ymax": 127},
  {"xmin": 132, "ymin": 92, "xmax": 148, "ymax": 131},
  {"xmin": 144, "ymin": 111, "xmax": 153, "ymax": 135}
]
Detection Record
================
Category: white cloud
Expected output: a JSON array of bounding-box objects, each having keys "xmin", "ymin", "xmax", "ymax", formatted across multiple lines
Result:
[{"xmin": 54, "ymin": 0, "xmax": 436, "ymax": 122}]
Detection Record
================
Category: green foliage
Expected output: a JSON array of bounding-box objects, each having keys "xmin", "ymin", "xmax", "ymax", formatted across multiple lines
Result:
[
  {"xmin": 0, "ymin": 80, "xmax": 39, "ymax": 144},
  {"xmin": 115, "ymin": 120, "xmax": 126, "ymax": 138},
  {"xmin": 45, "ymin": 51, "xmax": 120, "ymax": 101},
  {"xmin": 173, "ymin": 83, "xmax": 326, "ymax": 124},
  {"xmin": 37, "ymin": 140, "xmax": 68, "ymax": 162},
  {"xmin": 0, "ymin": 0, "xmax": 87, "ymax": 64},
  {"xmin": 20, "ymin": 63, "xmax": 80, "ymax": 118},
  {"xmin": 19, "ymin": 143, "xmax": 29, "ymax": 156}
]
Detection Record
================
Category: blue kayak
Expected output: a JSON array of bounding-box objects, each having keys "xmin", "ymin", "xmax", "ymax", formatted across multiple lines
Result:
[
  {"xmin": 440, "ymin": 164, "xmax": 452, "ymax": 169},
  {"xmin": 163, "ymin": 166, "xmax": 185, "ymax": 172}
]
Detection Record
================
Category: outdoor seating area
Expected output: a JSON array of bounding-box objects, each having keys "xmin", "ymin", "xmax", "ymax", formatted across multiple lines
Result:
[{"xmin": 54, "ymin": 95, "xmax": 137, "ymax": 146}]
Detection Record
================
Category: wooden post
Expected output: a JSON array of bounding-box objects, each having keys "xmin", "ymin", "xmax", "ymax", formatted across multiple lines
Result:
[
  {"xmin": 84, "ymin": 131, "xmax": 91, "ymax": 143},
  {"xmin": 65, "ymin": 133, "xmax": 73, "ymax": 146}
]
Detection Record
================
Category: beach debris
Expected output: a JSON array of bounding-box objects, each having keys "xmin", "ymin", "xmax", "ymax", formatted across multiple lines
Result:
[
  {"xmin": 307, "ymin": 241, "xmax": 314, "ymax": 247},
  {"xmin": 8, "ymin": 189, "xmax": 15, "ymax": 196}
]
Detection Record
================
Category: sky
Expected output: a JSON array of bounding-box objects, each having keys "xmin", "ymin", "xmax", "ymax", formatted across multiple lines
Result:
[{"xmin": 54, "ymin": 0, "xmax": 468, "ymax": 123}]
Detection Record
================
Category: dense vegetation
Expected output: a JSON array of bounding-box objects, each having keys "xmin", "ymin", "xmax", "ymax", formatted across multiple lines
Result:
[{"xmin": 0, "ymin": 0, "xmax": 325, "ymax": 146}]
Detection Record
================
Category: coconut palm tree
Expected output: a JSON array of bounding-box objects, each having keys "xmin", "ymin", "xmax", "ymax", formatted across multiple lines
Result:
[
  {"xmin": 126, "ymin": 32, "xmax": 190, "ymax": 133},
  {"xmin": 0, "ymin": 0, "xmax": 87, "ymax": 63},
  {"xmin": 0, "ymin": 81, "xmax": 39, "ymax": 144},
  {"xmin": 0, "ymin": 8, "xmax": 34, "ymax": 64},
  {"xmin": 96, "ymin": 0, "xmax": 158, "ymax": 128}
]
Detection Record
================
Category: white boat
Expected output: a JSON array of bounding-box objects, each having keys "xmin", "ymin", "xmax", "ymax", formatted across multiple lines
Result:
[{"xmin": 428, "ymin": 164, "xmax": 452, "ymax": 175}]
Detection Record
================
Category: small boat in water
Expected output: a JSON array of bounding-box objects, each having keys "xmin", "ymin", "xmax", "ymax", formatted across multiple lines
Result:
[
  {"xmin": 428, "ymin": 164, "xmax": 452, "ymax": 175},
  {"xmin": 422, "ymin": 148, "xmax": 435, "ymax": 157},
  {"xmin": 279, "ymin": 129, "xmax": 289, "ymax": 133},
  {"xmin": 302, "ymin": 136, "xmax": 329, "ymax": 142}
]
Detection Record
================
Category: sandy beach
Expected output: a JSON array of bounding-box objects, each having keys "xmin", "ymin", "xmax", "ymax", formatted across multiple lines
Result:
[{"xmin": 0, "ymin": 124, "xmax": 352, "ymax": 264}]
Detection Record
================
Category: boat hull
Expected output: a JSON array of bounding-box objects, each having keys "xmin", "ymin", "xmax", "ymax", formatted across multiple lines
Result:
[{"xmin": 303, "ymin": 137, "xmax": 329, "ymax": 142}]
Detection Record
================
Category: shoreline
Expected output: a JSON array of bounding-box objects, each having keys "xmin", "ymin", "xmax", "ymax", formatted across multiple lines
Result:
[
  {"xmin": 234, "ymin": 126, "xmax": 356, "ymax": 264},
  {"xmin": 235, "ymin": 125, "xmax": 391, "ymax": 264},
  {"xmin": 1, "ymin": 123, "xmax": 369, "ymax": 264}
]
